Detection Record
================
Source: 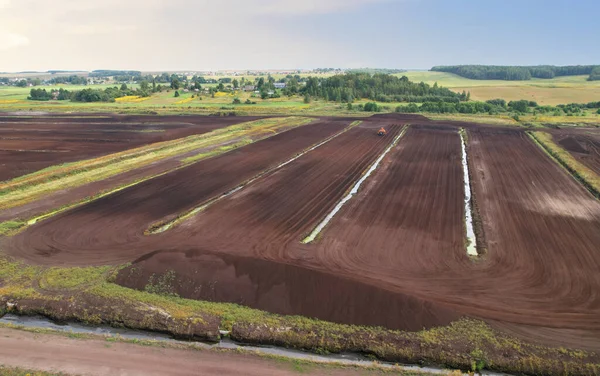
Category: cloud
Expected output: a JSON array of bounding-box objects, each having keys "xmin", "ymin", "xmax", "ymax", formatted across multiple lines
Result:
[
  {"xmin": 254, "ymin": 0, "xmax": 392, "ymax": 15},
  {"xmin": 64, "ymin": 24, "xmax": 137, "ymax": 35},
  {"xmin": 0, "ymin": 31, "xmax": 29, "ymax": 51}
]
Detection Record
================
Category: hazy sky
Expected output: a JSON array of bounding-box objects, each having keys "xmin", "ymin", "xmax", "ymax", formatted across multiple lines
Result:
[{"xmin": 0, "ymin": 0, "xmax": 598, "ymax": 72}]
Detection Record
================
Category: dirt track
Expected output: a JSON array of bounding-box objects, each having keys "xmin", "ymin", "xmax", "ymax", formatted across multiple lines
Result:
[
  {"xmin": 0, "ymin": 327, "xmax": 386, "ymax": 376},
  {"xmin": 3, "ymin": 114, "xmax": 600, "ymax": 351},
  {"xmin": 0, "ymin": 114, "xmax": 262, "ymax": 181}
]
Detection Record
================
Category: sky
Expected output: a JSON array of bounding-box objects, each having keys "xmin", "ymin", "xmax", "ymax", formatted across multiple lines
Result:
[{"xmin": 0, "ymin": 0, "xmax": 598, "ymax": 72}]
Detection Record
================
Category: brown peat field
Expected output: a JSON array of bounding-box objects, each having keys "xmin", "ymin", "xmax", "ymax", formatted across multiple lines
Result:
[{"xmin": 1, "ymin": 111, "xmax": 600, "ymax": 375}]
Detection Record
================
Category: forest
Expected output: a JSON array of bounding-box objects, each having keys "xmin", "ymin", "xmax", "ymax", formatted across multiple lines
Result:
[{"xmin": 431, "ymin": 65, "xmax": 600, "ymax": 81}]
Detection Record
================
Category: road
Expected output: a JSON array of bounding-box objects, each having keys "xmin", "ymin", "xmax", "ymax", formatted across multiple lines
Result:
[{"xmin": 0, "ymin": 327, "xmax": 410, "ymax": 376}]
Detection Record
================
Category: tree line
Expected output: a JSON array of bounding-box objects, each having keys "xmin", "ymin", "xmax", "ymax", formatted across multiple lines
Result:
[
  {"xmin": 395, "ymin": 98, "xmax": 600, "ymax": 115},
  {"xmin": 28, "ymin": 84, "xmax": 150, "ymax": 102},
  {"xmin": 300, "ymin": 73, "xmax": 465, "ymax": 103},
  {"xmin": 431, "ymin": 65, "xmax": 600, "ymax": 81}
]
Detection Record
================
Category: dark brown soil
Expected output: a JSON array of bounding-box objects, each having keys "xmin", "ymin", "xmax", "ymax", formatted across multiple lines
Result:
[
  {"xmin": 116, "ymin": 249, "xmax": 459, "ymax": 331},
  {"xmin": 4, "ymin": 119, "xmax": 351, "ymax": 265},
  {"xmin": 551, "ymin": 129, "xmax": 600, "ymax": 174},
  {"xmin": 0, "ymin": 114, "xmax": 263, "ymax": 181},
  {"xmin": 3, "ymin": 113, "xmax": 600, "ymax": 355}
]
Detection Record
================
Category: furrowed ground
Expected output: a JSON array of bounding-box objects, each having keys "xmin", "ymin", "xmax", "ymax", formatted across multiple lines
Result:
[
  {"xmin": 1, "ymin": 113, "xmax": 600, "ymax": 375},
  {"xmin": 0, "ymin": 114, "xmax": 262, "ymax": 181},
  {"xmin": 3, "ymin": 118, "xmax": 352, "ymax": 265}
]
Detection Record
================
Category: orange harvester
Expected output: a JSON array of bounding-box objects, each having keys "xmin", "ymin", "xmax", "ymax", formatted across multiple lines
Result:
[{"xmin": 377, "ymin": 127, "xmax": 387, "ymax": 136}]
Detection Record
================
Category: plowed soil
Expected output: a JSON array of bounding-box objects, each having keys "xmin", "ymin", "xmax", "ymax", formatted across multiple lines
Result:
[
  {"xmin": 4, "ymin": 119, "xmax": 350, "ymax": 265},
  {"xmin": 0, "ymin": 114, "xmax": 262, "ymax": 181},
  {"xmin": 3, "ymin": 114, "xmax": 600, "ymax": 351}
]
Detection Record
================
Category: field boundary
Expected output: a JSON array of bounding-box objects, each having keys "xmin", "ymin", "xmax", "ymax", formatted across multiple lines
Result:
[
  {"xmin": 527, "ymin": 131, "xmax": 600, "ymax": 199},
  {"xmin": 146, "ymin": 120, "xmax": 364, "ymax": 234}
]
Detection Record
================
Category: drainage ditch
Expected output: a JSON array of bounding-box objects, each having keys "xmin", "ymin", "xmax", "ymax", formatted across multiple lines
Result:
[{"xmin": 459, "ymin": 129, "xmax": 478, "ymax": 257}]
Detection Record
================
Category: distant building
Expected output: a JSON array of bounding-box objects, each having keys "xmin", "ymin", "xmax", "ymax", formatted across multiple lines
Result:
[
  {"xmin": 243, "ymin": 85, "xmax": 256, "ymax": 92},
  {"xmin": 274, "ymin": 83, "xmax": 286, "ymax": 89}
]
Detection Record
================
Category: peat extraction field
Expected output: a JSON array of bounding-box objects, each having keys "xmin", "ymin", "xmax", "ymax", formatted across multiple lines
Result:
[
  {"xmin": 0, "ymin": 113, "xmax": 262, "ymax": 181},
  {"xmin": 1, "ymin": 113, "xmax": 600, "ymax": 374}
]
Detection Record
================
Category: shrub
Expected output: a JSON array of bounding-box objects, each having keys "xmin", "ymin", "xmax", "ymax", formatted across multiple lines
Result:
[
  {"xmin": 174, "ymin": 91, "xmax": 180, "ymax": 97},
  {"xmin": 363, "ymin": 102, "xmax": 379, "ymax": 112}
]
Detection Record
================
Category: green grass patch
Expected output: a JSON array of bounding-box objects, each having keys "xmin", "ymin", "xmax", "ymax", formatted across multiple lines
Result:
[
  {"xmin": 0, "ymin": 221, "xmax": 26, "ymax": 236},
  {"xmin": 0, "ymin": 366, "xmax": 69, "ymax": 376},
  {"xmin": 181, "ymin": 139, "xmax": 252, "ymax": 163},
  {"xmin": 39, "ymin": 266, "xmax": 112, "ymax": 290}
]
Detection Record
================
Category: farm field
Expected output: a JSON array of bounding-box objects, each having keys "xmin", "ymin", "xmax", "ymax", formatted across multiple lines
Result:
[
  {"xmin": 400, "ymin": 71, "xmax": 600, "ymax": 105},
  {"xmin": 0, "ymin": 114, "xmax": 261, "ymax": 181},
  {"xmin": 4, "ymin": 118, "xmax": 353, "ymax": 265},
  {"xmin": 1, "ymin": 113, "xmax": 600, "ymax": 374}
]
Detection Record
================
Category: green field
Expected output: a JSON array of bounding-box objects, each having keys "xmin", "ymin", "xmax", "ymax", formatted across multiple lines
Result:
[
  {"xmin": 399, "ymin": 71, "xmax": 600, "ymax": 105},
  {"xmin": 1, "ymin": 73, "xmax": 599, "ymax": 123}
]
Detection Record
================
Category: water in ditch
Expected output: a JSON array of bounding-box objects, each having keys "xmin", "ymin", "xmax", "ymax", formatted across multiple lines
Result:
[{"xmin": 460, "ymin": 130, "xmax": 478, "ymax": 257}]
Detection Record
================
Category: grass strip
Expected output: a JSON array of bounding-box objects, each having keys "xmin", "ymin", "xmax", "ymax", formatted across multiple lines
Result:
[{"xmin": 528, "ymin": 131, "xmax": 600, "ymax": 199}]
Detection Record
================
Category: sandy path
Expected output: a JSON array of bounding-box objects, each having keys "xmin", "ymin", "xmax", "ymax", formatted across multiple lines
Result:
[{"xmin": 0, "ymin": 327, "xmax": 391, "ymax": 376}]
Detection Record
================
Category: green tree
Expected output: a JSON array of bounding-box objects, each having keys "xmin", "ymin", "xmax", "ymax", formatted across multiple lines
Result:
[
  {"xmin": 232, "ymin": 97, "xmax": 241, "ymax": 104},
  {"xmin": 232, "ymin": 79, "xmax": 239, "ymax": 89},
  {"xmin": 140, "ymin": 81, "xmax": 150, "ymax": 91},
  {"xmin": 174, "ymin": 90, "xmax": 180, "ymax": 97},
  {"xmin": 303, "ymin": 94, "xmax": 311, "ymax": 104},
  {"xmin": 363, "ymin": 102, "xmax": 379, "ymax": 112},
  {"xmin": 170, "ymin": 78, "xmax": 180, "ymax": 90},
  {"xmin": 347, "ymin": 103, "xmax": 353, "ymax": 111},
  {"xmin": 120, "ymin": 83, "xmax": 128, "ymax": 91}
]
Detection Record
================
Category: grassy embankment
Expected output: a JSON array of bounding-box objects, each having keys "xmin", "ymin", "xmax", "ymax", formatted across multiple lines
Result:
[
  {"xmin": 0, "ymin": 117, "xmax": 313, "ymax": 235},
  {"xmin": 0, "ymin": 256, "xmax": 597, "ymax": 375},
  {"xmin": 528, "ymin": 131, "xmax": 600, "ymax": 198}
]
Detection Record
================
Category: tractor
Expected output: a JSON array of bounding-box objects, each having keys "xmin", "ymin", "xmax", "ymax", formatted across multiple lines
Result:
[{"xmin": 377, "ymin": 127, "xmax": 387, "ymax": 136}]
